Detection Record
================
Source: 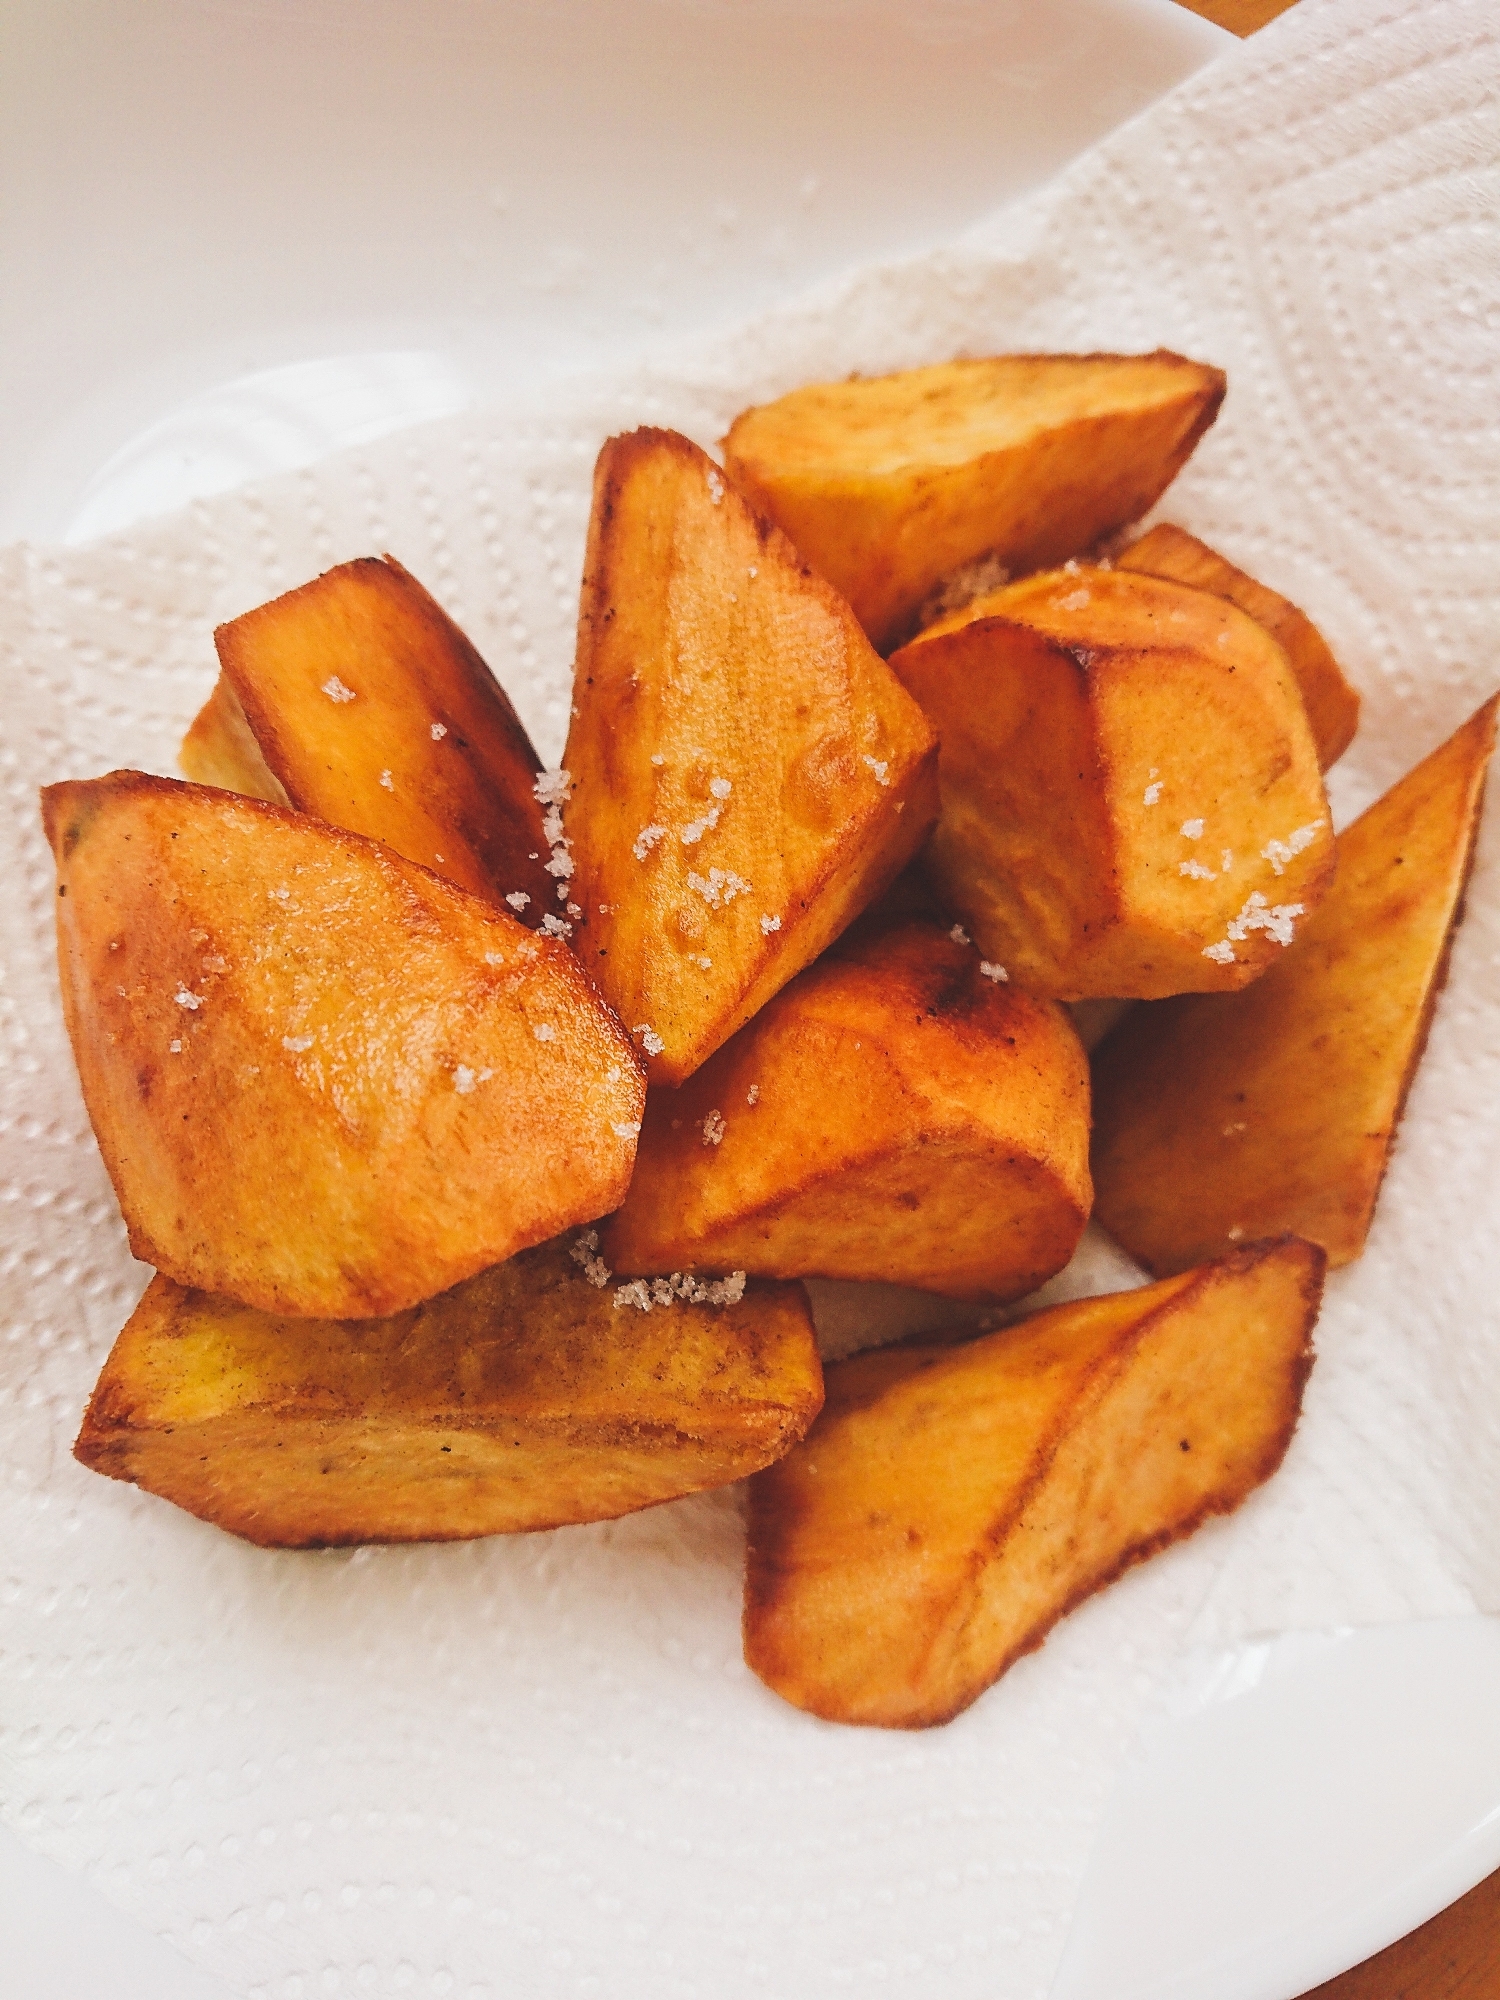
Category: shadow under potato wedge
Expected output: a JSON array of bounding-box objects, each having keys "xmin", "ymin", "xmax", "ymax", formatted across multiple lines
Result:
[
  {"xmin": 1117, "ymin": 523, "xmax": 1359, "ymax": 771},
  {"xmin": 1091, "ymin": 695, "xmax": 1498, "ymax": 1274},
  {"xmin": 602, "ymin": 920, "xmax": 1091, "ymax": 1302},
  {"xmin": 182, "ymin": 555, "xmax": 556, "ymax": 919},
  {"xmin": 563, "ymin": 427, "xmax": 938, "ymax": 1086},
  {"xmin": 721, "ymin": 350, "xmax": 1225, "ymax": 652},
  {"xmin": 890, "ymin": 567, "xmax": 1334, "ymax": 998},
  {"xmin": 42, "ymin": 771, "xmax": 644, "ymax": 1319},
  {"xmin": 744, "ymin": 1237, "xmax": 1323, "ymax": 1730},
  {"xmin": 76, "ymin": 1239, "xmax": 822, "ymax": 1547}
]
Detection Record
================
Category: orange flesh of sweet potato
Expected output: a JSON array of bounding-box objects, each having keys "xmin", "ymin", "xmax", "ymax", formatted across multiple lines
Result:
[
  {"xmin": 602, "ymin": 920, "xmax": 1091, "ymax": 1301},
  {"xmin": 1091, "ymin": 696, "xmax": 1498, "ymax": 1272},
  {"xmin": 563, "ymin": 428, "xmax": 939, "ymax": 1085},
  {"xmin": 744, "ymin": 1237, "xmax": 1322, "ymax": 1728},
  {"xmin": 198, "ymin": 556, "xmax": 555, "ymax": 917},
  {"xmin": 721, "ymin": 351, "xmax": 1225, "ymax": 651},
  {"xmin": 42, "ymin": 771, "xmax": 644, "ymax": 1318},
  {"xmin": 891, "ymin": 568, "xmax": 1334, "ymax": 998},
  {"xmin": 1118, "ymin": 523, "xmax": 1359, "ymax": 770},
  {"xmin": 74, "ymin": 1241, "xmax": 822, "ymax": 1547}
]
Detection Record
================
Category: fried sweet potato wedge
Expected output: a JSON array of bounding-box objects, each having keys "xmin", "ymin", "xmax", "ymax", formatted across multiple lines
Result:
[
  {"xmin": 74, "ymin": 1239, "xmax": 822, "ymax": 1547},
  {"xmin": 1118, "ymin": 523, "xmax": 1359, "ymax": 770},
  {"xmin": 563, "ymin": 428, "xmax": 939, "ymax": 1085},
  {"xmin": 1092, "ymin": 696, "xmax": 1498, "ymax": 1272},
  {"xmin": 42, "ymin": 772, "xmax": 644, "ymax": 1318},
  {"xmin": 602, "ymin": 921, "xmax": 1091, "ymax": 1301},
  {"xmin": 744, "ymin": 1237, "xmax": 1322, "ymax": 1728},
  {"xmin": 721, "ymin": 352, "xmax": 1225, "ymax": 651},
  {"xmin": 891, "ymin": 567, "xmax": 1334, "ymax": 998},
  {"xmin": 182, "ymin": 557, "xmax": 555, "ymax": 918}
]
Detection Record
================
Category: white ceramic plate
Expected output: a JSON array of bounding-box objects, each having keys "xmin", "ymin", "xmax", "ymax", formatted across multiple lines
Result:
[{"xmin": 6, "ymin": 5, "xmax": 1500, "ymax": 1996}]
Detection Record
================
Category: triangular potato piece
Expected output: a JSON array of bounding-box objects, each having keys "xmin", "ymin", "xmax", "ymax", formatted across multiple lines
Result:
[
  {"xmin": 1118, "ymin": 523, "xmax": 1359, "ymax": 770},
  {"xmin": 74, "ymin": 1238, "xmax": 822, "ymax": 1546},
  {"xmin": 891, "ymin": 567, "xmax": 1334, "ymax": 998},
  {"xmin": 182, "ymin": 556, "xmax": 556, "ymax": 919},
  {"xmin": 563, "ymin": 428, "xmax": 939, "ymax": 1085},
  {"xmin": 602, "ymin": 921, "xmax": 1091, "ymax": 1301},
  {"xmin": 721, "ymin": 351, "xmax": 1225, "ymax": 651},
  {"xmin": 1092, "ymin": 697, "xmax": 1498, "ymax": 1272},
  {"xmin": 42, "ymin": 772, "xmax": 644, "ymax": 1318},
  {"xmin": 745, "ymin": 1238, "xmax": 1322, "ymax": 1728}
]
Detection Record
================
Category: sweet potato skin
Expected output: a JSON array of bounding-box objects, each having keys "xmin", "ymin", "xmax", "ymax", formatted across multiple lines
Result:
[
  {"xmin": 75, "ymin": 1242, "xmax": 822, "ymax": 1546},
  {"xmin": 563, "ymin": 429, "xmax": 939, "ymax": 1085},
  {"xmin": 744, "ymin": 1238, "xmax": 1322, "ymax": 1728},
  {"xmin": 1118, "ymin": 523, "xmax": 1359, "ymax": 770},
  {"xmin": 1091, "ymin": 696, "xmax": 1498, "ymax": 1272},
  {"xmin": 603, "ymin": 920, "xmax": 1091, "ymax": 1301},
  {"xmin": 891, "ymin": 568, "xmax": 1334, "ymax": 998},
  {"xmin": 722, "ymin": 351, "xmax": 1225, "ymax": 650},
  {"xmin": 202, "ymin": 556, "xmax": 555, "ymax": 917},
  {"xmin": 42, "ymin": 771, "xmax": 644, "ymax": 1318}
]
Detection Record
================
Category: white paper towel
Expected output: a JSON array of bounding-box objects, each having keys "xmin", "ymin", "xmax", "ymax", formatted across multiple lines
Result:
[{"xmin": 2, "ymin": 0, "xmax": 1499, "ymax": 1992}]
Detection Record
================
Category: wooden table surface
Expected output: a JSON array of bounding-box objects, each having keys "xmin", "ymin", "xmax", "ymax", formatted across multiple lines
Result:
[{"xmin": 1161, "ymin": 3, "xmax": 1500, "ymax": 1995}]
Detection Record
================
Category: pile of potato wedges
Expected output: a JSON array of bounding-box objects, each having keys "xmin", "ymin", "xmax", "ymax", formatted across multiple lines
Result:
[{"xmin": 47, "ymin": 348, "xmax": 1494, "ymax": 1728}]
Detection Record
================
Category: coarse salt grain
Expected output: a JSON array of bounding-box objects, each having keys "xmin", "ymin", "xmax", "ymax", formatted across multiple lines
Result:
[
  {"xmin": 169, "ymin": 1039, "xmax": 182, "ymax": 1053},
  {"xmin": 174, "ymin": 988, "xmax": 204, "ymax": 1010},
  {"xmin": 283, "ymin": 1034, "xmax": 314, "ymax": 1053},
  {"xmin": 613, "ymin": 1121, "xmax": 641, "ymax": 1139},
  {"xmin": 1181, "ymin": 819, "xmax": 1204, "ymax": 840},
  {"xmin": 322, "ymin": 676, "xmax": 356, "ymax": 703},
  {"xmin": 634, "ymin": 1024, "xmax": 665, "ymax": 1057},
  {"xmin": 1180, "ymin": 860, "xmax": 1216, "ymax": 881},
  {"xmin": 1263, "ymin": 820, "xmax": 1326, "ymax": 876},
  {"xmin": 650, "ymin": 754, "xmax": 665, "ymax": 767},
  {"xmin": 633, "ymin": 823, "xmax": 667, "ymax": 861},
  {"xmin": 484, "ymin": 951, "xmax": 504, "ymax": 965},
  {"xmin": 539, "ymin": 913, "xmax": 573, "ymax": 939},
  {"xmin": 706, "ymin": 468, "xmax": 725, "ymax": 505},
  {"xmin": 505, "ymin": 892, "xmax": 530, "ymax": 911},
  {"xmin": 431, "ymin": 722, "xmax": 447, "ymax": 740},
  {"xmin": 1060, "ymin": 588, "xmax": 1091, "ymax": 611},
  {"xmin": 1223, "ymin": 1121, "xmax": 1247, "ymax": 1135},
  {"xmin": 746, "ymin": 1084, "xmax": 759, "ymax": 1105},
  {"xmin": 760, "ymin": 913, "xmax": 781, "ymax": 935},
  {"xmin": 687, "ymin": 866, "xmax": 751, "ymax": 909},
  {"xmin": 1063, "ymin": 558, "xmax": 1081, "ymax": 575},
  {"xmin": 709, "ymin": 776, "xmax": 732, "ymax": 800},
  {"xmin": 614, "ymin": 1269, "xmax": 747, "ymax": 1312},
  {"xmin": 949, "ymin": 923, "xmax": 971, "ymax": 946},
  {"xmin": 862, "ymin": 756, "xmax": 890, "ymax": 786},
  {"xmin": 1203, "ymin": 941, "xmax": 1236, "ymax": 965},
  {"xmin": 570, "ymin": 1229, "xmax": 612, "ymax": 1288},
  {"xmin": 534, "ymin": 769, "xmax": 571, "ymax": 806},
  {"xmin": 379, "ymin": 769, "xmax": 394, "ymax": 790},
  {"xmin": 453, "ymin": 1066, "xmax": 477, "ymax": 1094},
  {"xmin": 702, "ymin": 1110, "xmax": 726, "ymax": 1146},
  {"xmin": 1143, "ymin": 782, "xmax": 1163, "ymax": 806},
  {"xmin": 533, "ymin": 1023, "xmax": 556, "ymax": 1043},
  {"xmin": 979, "ymin": 962, "xmax": 1008, "ymax": 983},
  {"xmin": 680, "ymin": 804, "xmax": 723, "ymax": 845}
]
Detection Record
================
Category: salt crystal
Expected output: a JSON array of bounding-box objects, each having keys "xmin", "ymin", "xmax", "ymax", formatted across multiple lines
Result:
[
  {"xmin": 1202, "ymin": 941, "xmax": 1236, "ymax": 965},
  {"xmin": 1262, "ymin": 820, "xmax": 1326, "ymax": 877},
  {"xmin": 706, "ymin": 468, "xmax": 725, "ymax": 505},
  {"xmin": 747, "ymin": 566, "xmax": 757, "ymax": 578},
  {"xmin": 321, "ymin": 675, "xmax": 356, "ymax": 703},
  {"xmin": 634, "ymin": 1024, "xmax": 665, "ymax": 1057},
  {"xmin": 607, "ymin": 1065, "xmax": 621, "ymax": 1083},
  {"xmin": 430, "ymin": 722, "xmax": 447, "ymax": 741},
  {"xmin": 569, "ymin": 1229, "xmax": 612, "ymax": 1288},
  {"xmin": 633, "ymin": 823, "xmax": 667, "ymax": 861},
  {"xmin": 760, "ymin": 913, "xmax": 781, "ymax": 935},
  {"xmin": 174, "ymin": 988, "xmax": 204, "ymax": 1010},
  {"xmin": 505, "ymin": 892, "xmax": 531, "ymax": 911},
  {"xmin": 533, "ymin": 768, "xmax": 571, "ymax": 806},
  {"xmin": 701, "ymin": 1110, "xmax": 726, "ymax": 1146},
  {"xmin": 484, "ymin": 952, "xmax": 504, "ymax": 965},
  {"xmin": 379, "ymin": 770, "xmax": 394, "ymax": 791},
  {"xmin": 1181, "ymin": 819, "xmax": 1204, "ymax": 840},
  {"xmin": 1222, "ymin": 851, "xmax": 1235, "ymax": 872},
  {"xmin": 862, "ymin": 756, "xmax": 890, "ymax": 786},
  {"xmin": 270, "ymin": 886, "xmax": 290, "ymax": 902},
  {"xmin": 746, "ymin": 1084, "xmax": 759, "ymax": 1105},
  {"xmin": 680, "ymin": 804, "xmax": 722, "ymax": 845},
  {"xmin": 168, "ymin": 1039, "xmax": 182, "ymax": 1053},
  {"xmin": 539, "ymin": 913, "xmax": 573, "ymax": 939},
  {"xmin": 1223, "ymin": 1121, "xmax": 1247, "ymax": 1136},
  {"xmin": 533, "ymin": 1023, "xmax": 556, "ymax": 1043},
  {"xmin": 694, "ymin": 955, "xmax": 712, "ymax": 970},
  {"xmin": 1180, "ymin": 860, "xmax": 1216, "ymax": 881},
  {"xmin": 567, "ymin": 902, "xmax": 583, "ymax": 918},
  {"xmin": 1063, "ymin": 558, "xmax": 1081, "ymax": 575},
  {"xmin": 709, "ymin": 776, "xmax": 732, "ymax": 801},
  {"xmin": 687, "ymin": 866, "xmax": 751, "ymax": 909},
  {"xmin": 1060, "ymin": 588, "xmax": 1091, "ymax": 611},
  {"xmin": 613, "ymin": 1120, "xmax": 641, "ymax": 1139},
  {"xmin": 1227, "ymin": 1225, "xmax": 1245, "ymax": 1242},
  {"xmin": 1143, "ymin": 782, "xmax": 1163, "ymax": 806},
  {"xmin": 949, "ymin": 924, "xmax": 971, "ymax": 946},
  {"xmin": 454, "ymin": 1066, "xmax": 476, "ymax": 1094},
  {"xmin": 650, "ymin": 754, "xmax": 665, "ymax": 767},
  {"xmin": 614, "ymin": 1279, "xmax": 653, "ymax": 1313},
  {"xmin": 283, "ymin": 1034, "xmax": 314, "ymax": 1053},
  {"xmin": 979, "ymin": 962, "xmax": 1008, "ymax": 983}
]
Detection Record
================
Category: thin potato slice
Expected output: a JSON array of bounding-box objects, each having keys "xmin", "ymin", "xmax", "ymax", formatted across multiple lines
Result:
[
  {"xmin": 563, "ymin": 428, "xmax": 939, "ymax": 1085},
  {"xmin": 891, "ymin": 567, "xmax": 1334, "ymax": 998},
  {"xmin": 1118, "ymin": 523, "xmax": 1359, "ymax": 770},
  {"xmin": 74, "ymin": 1241, "xmax": 822, "ymax": 1547},
  {"xmin": 184, "ymin": 557, "xmax": 555, "ymax": 918},
  {"xmin": 744, "ymin": 1238, "xmax": 1322, "ymax": 1729},
  {"xmin": 603, "ymin": 921, "xmax": 1091, "ymax": 1301},
  {"xmin": 42, "ymin": 772, "xmax": 644, "ymax": 1318},
  {"xmin": 722, "ymin": 351, "xmax": 1225, "ymax": 651},
  {"xmin": 1092, "ymin": 696, "xmax": 1498, "ymax": 1272}
]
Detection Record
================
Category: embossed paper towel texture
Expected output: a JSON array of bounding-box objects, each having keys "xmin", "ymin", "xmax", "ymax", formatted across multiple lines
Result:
[{"xmin": 3, "ymin": 0, "xmax": 1499, "ymax": 1993}]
